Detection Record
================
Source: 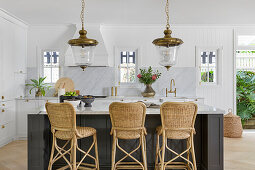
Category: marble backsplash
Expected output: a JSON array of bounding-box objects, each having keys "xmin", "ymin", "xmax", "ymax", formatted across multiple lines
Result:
[{"xmin": 26, "ymin": 66, "xmax": 197, "ymax": 97}]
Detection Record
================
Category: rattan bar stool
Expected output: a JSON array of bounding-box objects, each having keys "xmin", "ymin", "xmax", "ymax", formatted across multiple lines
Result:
[
  {"xmin": 109, "ymin": 102, "xmax": 147, "ymax": 170},
  {"xmin": 45, "ymin": 102, "xmax": 100, "ymax": 170},
  {"xmin": 155, "ymin": 102, "xmax": 198, "ymax": 170}
]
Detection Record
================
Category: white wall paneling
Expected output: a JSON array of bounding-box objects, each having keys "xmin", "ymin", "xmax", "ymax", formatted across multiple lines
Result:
[
  {"xmin": 27, "ymin": 24, "xmax": 237, "ymax": 113},
  {"xmin": 0, "ymin": 9, "xmax": 28, "ymax": 146}
]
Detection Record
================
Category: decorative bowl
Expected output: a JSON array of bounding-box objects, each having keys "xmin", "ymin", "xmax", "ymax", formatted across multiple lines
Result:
[{"xmin": 81, "ymin": 95, "xmax": 95, "ymax": 107}]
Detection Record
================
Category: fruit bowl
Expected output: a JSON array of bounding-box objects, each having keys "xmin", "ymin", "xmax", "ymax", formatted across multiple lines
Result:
[{"xmin": 81, "ymin": 95, "xmax": 95, "ymax": 107}]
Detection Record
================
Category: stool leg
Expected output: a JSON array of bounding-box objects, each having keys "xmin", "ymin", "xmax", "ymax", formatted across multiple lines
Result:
[
  {"xmin": 141, "ymin": 135, "xmax": 147, "ymax": 170},
  {"xmin": 72, "ymin": 136, "xmax": 77, "ymax": 170},
  {"xmin": 111, "ymin": 132, "xmax": 117, "ymax": 170},
  {"xmin": 48, "ymin": 135, "xmax": 55, "ymax": 170},
  {"xmin": 187, "ymin": 138, "xmax": 190, "ymax": 168},
  {"xmin": 94, "ymin": 134, "xmax": 100, "ymax": 170},
  {"xmin": 160, "ymin": 132, "xmax": 166, "ymax": 170},
  {"xmin": 190, "ymin": 135, "xmax": 197, "ymax": 170},
  {"xmin": 154, "ymin": 134, "xmax": 160, "ymax": 170}
]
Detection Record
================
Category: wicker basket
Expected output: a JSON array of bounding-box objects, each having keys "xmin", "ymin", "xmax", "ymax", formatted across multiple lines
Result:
[{"xmin": 224, "ymin": 109, "xmax": 243, "ymax": 138}]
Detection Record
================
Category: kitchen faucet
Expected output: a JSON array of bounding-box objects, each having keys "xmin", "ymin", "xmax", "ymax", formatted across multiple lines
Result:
[{"xmin": 166, "ymin": 79, "xmax": 176, "ymax": 97}]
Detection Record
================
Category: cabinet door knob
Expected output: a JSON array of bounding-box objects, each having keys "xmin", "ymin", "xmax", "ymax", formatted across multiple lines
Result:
[
  {"xmin": 2, "ymin": 109, "xmax": 4, "ymax": 112},
  {"xmin": 2, "ymin": 104, "xmax": 5, "ymax": 106},
  {"xmin": 1, "ymin": 125, "xmax": 5, "ymax": 129},
  {"xmin": 1, "ymin": 96, "xmax": 4, "ymax": 100},
  {"xmin": 26, "ymin": 99, "xmax": 29, "ymax": 102}
]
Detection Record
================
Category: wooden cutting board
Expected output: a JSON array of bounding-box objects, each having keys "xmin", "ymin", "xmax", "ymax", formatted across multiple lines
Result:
[{"xmin": 55, "ymin": 77, "xmax": 75, "ymax": 92}]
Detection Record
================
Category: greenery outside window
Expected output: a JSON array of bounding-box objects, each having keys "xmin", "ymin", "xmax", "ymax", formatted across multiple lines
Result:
[{"xmin": 196, "ymin": 47, "xmax": 222, "ymax": 86}]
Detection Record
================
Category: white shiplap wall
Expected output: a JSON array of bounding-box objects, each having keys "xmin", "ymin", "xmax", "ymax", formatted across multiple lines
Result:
[
  {"xmin": 27, "ymin": 24, "xmax": 236, "ymax": 113},
  {"xmin": 173, "ymin": 26, "xmax": 234, "ymax": 112},
  {"xmin": 101, "ymin": 25, "xmax": 235, "ymax": 112}
]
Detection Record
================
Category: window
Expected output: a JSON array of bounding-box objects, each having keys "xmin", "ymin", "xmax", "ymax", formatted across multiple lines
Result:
[
  {"xmin": 236, "ymin": 50, "xmax": 255, "ymax": 71},
  {"xmin": 196, "ymin": 47, "xmax": 222, "ymax": 85},
  {"xmin": 43, "ymin": 51, "xmax": 60, "ymax": 83},
  {"xmin": 200, "ymin": 51, "xmax": 217, "ymax": 83},
  {"xmin": 236, "ymin": 35, "xmax": 255, "ymax": 72},
  {"xmin": 119, "ymin": 51, "xmax": 136, "ymax": 83}
]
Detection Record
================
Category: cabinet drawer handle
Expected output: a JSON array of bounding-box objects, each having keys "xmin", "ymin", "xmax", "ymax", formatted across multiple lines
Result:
[
  {"xmin": 1, "ymin": 125, "xmax": 5, "ymax": 129},
  {"xmin": 1, "ymin": 96, "xmax": 4, "ymax": 100},
  {"xmin": 2, "ymin": 104, "xmax": 5, "ymax": 106},
  {"xmin": 26, "ymin": 99, "xmax": 29, "ymax": 102},
  {"xmin": 2, "ymin": 109, "xmax": 4, "ymax": 112}
]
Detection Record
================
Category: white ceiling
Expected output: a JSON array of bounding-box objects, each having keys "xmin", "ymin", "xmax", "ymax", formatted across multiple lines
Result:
[{"xmin": 1, "ymin": 0, "xmax": 255, "ymax": 25}]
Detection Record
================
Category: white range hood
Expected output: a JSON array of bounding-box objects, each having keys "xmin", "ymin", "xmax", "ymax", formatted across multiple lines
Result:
[{"xmin": 65, "ymin": 24, "xmax": 109, "ymax": 67}]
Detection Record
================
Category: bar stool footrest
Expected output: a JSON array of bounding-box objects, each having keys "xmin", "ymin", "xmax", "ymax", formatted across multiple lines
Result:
[{"xmin": 116, "ymin": 161, "xmax": 144, "ymax": 169}]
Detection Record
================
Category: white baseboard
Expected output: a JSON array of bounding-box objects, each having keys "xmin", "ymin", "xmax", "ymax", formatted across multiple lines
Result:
[{"xmin": 0, "ymin": 138, "xmax": 15, "ymax": 148}]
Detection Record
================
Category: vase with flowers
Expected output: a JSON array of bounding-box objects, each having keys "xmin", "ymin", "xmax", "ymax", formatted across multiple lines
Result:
[{"xmin": 137, "ymin": 66, "xmax": 161, "ymax": 97}]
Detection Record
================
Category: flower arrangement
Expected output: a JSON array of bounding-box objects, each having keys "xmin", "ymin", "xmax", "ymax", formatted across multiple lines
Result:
[{"xmin": 137, "ymin": 66, "xmax": 161, "ymax": 85}]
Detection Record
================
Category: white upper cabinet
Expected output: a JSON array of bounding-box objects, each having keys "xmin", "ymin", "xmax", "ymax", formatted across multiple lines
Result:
[{"xmin": 0, "ymin": 12, "xmax": 28, "ymax": 100}]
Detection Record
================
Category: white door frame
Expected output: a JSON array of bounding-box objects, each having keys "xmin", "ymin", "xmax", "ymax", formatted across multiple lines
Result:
[{"xmin": 233, "ymin": 27, "xmax": 255, "ymax": 114}]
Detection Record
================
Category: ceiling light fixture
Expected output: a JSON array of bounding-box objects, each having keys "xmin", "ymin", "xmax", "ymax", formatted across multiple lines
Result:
[
  {"xmin": 152, "ymin": 0, "xmax": 183, "ymax": 71},
  {"xmin": 68, "ymin": 0, "xmax": 98, "ymax": 71}
]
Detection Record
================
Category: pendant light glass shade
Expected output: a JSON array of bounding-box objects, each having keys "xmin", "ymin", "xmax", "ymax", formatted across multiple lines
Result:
[
  {"xmin": 71, "ymin": 46, "xmax": 95, "ymax": 66},
  {"xmin": 68, "ymin": 0, "xmax": 98, "ymax": 71},
  {"xmin": 152, "ymin": 0, "xmax": 183, "ymax": 70},
  {"xmin": 157, "ymin": 46, "xmax": 179, "ymax": 69}
]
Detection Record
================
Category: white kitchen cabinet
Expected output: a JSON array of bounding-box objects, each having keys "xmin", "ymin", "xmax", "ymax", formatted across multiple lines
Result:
[
  {"xmin": 0, "ymin": 11, "xmax": 28, "ymax": 147},
  {"xmin": 0, "ymin": 122, "xmax": 15, "ymax": 147},
  {"xmin": 16, "ymin": 99, "xmax": 37, "ymax": 139},
  {"xmin": 0, "ymin": 14, "xmax": 27, "ymax": 101},
  {"xmin": 16, "ymin": 98, "xmax": 59, "ymax": 139},
  {"xmin": 0, "ymin": 100, "xmax": 16, "ymax": 147}
]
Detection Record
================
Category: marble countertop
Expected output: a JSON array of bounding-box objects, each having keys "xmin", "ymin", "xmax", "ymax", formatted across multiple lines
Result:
[
  {"xmin": 16, "ymin": 95, "xmax": 203, "ymax": 101},
  {"xmin": 15, "ymin": 96, "xmax": 59, "ymax": 100},
  {"xmin": 35, "ymin": 98, "xmax": 224, "ymax": 115}
]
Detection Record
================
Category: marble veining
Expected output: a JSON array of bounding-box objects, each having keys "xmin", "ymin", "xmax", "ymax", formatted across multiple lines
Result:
[{"xmin": 26, "ymin": 66, "xmax": 196, "ymax": 97}]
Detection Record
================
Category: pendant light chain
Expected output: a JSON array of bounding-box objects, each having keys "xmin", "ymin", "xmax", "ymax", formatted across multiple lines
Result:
[
  {"xmin": 165, "ymin": 0, "xmax": 170, "ymax": 29},
  {"xmin": 80, "ymin": 0, "xmax": 85, "ymax": 30}
]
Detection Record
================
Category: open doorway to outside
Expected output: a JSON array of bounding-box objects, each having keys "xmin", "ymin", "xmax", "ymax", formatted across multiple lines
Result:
[{"xmin": 235, "ymin": 35, "xmax": 255, "ymax": 129}]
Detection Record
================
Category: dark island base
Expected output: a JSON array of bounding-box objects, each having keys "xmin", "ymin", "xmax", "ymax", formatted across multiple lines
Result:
[{"xmin": 28, "ymin": 114, "xmax": 223, "ymax": 170}]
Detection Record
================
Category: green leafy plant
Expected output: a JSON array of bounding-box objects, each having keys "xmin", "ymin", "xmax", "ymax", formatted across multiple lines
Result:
[
  {"xmin": 236, "ymin": 71, "xmax": 255, "ymax": 122},
  {"xmin": 137, "ymin": 66, "xmax": 161, "ymax": 85},
  {"xmin": 201, "ymin": 71, "xmax": 214, "ymax": 82},
  {"xmin": 26, "ymin": 77, "xmax": 51, "ymax": 96}
]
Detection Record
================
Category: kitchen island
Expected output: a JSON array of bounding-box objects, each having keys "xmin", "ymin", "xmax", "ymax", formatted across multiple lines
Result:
[{"xmin": 28, "ymin": 98, "xmax": 224, "ymax": 170}]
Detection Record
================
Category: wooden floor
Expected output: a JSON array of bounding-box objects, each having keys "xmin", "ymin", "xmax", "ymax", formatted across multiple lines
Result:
[
  {"xmin": 0, "ymin": 133, "xmax": 255, "ymax": 170},
  {"xmin": 0, "ymin": 140, "xmax": 27, "ymax": 170},
  {"xmin": 224, "ymin": 131, "xmax": 255, "ymax": 170}
]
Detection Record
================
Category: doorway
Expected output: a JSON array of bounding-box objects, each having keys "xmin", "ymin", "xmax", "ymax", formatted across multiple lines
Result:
[{"xmin": 235, "ymin": 35, "xmax": 255, "ymax": 129}]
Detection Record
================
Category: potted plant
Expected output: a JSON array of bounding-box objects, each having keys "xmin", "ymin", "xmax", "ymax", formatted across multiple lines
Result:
[
  {"xmin": 137, "ymin": 66, "xmax": 161, "ymax": 97},
  {"xmin": 236, "ymin": 71, "xmax": 255, "ymax": 124},
  {"xmin": 26, "ymin": 77, "xmax": 51, "ymax": 97}
]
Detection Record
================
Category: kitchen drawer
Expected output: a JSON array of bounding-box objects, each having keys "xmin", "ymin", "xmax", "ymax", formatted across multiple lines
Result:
[
  {"xmin": 0, "ymin": 102, "xmax": 15, "ymax": 124},
  {"xmin": 0, "ymin": 122, "xmax": 15, "ymax": 147}
]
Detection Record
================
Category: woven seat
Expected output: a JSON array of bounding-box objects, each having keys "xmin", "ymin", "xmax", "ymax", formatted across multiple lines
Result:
[
  {"xmin": 116, "ymin": 130, "xmax": 143, "ymax": 140},
  {"xmin": 155, "ymin": 102, "xmax": 198, "ymax": 170},
  {"xmin": 46, "ymin": 102, "xmax": 99, "ymax": 170},
  {"xmin": 55, "ymin": 126, "xmax": 96, "ymax": 140},
  {"xmin": 156, "ymin": 126, "xmax": 190, "ymax": 139},
  {"xmin": 109, "ymin": 102, "xmax": 147, "ymax": 170}
]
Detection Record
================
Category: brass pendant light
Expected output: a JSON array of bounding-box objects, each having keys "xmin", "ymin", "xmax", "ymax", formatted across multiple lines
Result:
[
  {"xmin": 68, "ymin": 0, "xmax": 98, "ymax": 71},
  {"xmin": 152, "ymin": 0, "xmax": 183, "ymax": 70}
]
